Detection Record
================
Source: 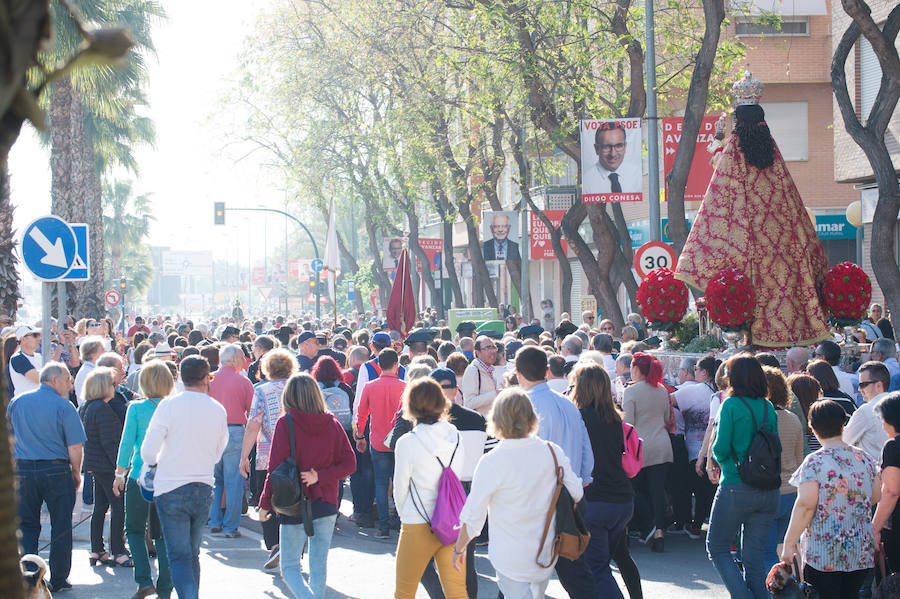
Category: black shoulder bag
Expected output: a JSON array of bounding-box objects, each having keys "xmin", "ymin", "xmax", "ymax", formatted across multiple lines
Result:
[{"xmin": 268, "ymin": 412, "xmax": 315, "ymax": 536}]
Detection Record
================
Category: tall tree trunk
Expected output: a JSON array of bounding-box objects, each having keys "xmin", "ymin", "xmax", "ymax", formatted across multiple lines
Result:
[
  {"xmin": 665, "ymin": 0, "xmax": 726, "ymax": 254},
  {"xmin": 0, "ymin": 163, "xmax": 20, "ymax": 320},
  {"xmin": 0, "ymin": 5, "xmax": 52, "ymax": 595},
  {"xmin": 458, "ymin": 203, "xmax": 498, "ymax": 309},
  {"xmin": 432, "ymin": 185, "xmax": 464, "ymax": 309},
  {"xmin": 562, "ymin": 204, "xmax": 626, "ymax": 328},
  {"xmin": 832, "ymin": 4, "xmax": 900, "ymax": 316},
  {"xmin": 49, "ymin": 79, "xmax": 105, "ymax": 318},
  {"xmin": 0, "ymin": 365, "xmax": 22, "ymax": 599},
  {"xmin": 363, "ymin": 215, "xmax": 392, "ymax": 306},
  {"xmin": 407, "ymin": 212, "xmax": 437, "ymax": 313}
]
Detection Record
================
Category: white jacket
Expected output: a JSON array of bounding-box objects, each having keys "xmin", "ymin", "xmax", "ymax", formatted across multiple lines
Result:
[{"xmin": 393, "ymin": 420, "xmax": 465, "ymax": 526}]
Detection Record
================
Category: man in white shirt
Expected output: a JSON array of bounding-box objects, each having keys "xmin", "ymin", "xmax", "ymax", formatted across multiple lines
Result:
[
  {"xmin": 582, "ymin": 125, "xmax": 641, "ymax": 195},
  {"xmin": 73, "ymin": 337, "xmax": 105, "ymax": 407},
  {"xmin": 559, "ymin": 335, "xmax": 582, "ymax": 365},
  {"xmin": 843, "ymin": 361, "xmax": 891, "ymax": 460},
  {"xmin": 141, "ymin": 355, "xmax": 228, "ymax": 599},
  {"xmin": 591, "ymin": 333, "xmax": 618, "ymax": 378},
  {"xmin": 8, "ymin": 325, "xmax": 42, "ymax": 398},
  {"xmin": 546, "ymin": 356, "xmax": 570, "ymax": 394},
  {"xmin": 461, "ymin": 336, "xmax": 499, "ymax": 416}
]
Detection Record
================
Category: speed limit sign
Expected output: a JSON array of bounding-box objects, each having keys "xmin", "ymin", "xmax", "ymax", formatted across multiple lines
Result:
[{"xmin": 633, "ymin": 241, "xmax": 677, "ymax": 279}]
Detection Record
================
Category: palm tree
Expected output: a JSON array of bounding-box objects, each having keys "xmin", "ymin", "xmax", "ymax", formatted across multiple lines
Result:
[
  {"xmin": 43, "ymin": 0, "xmax": 164, "ymax": 318},
  {"xmin": 103, "ymin": 178, "xmax": 154, "ymax": 283}
]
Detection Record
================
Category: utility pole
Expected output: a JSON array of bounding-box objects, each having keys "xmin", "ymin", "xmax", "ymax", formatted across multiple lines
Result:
[
  {"xmin": 214, "ymin": 205, "xmax": 322, "ymax": 320},
  {"xmin": 645, "ymin": 0, "xmax": 661, "ymax": 241}
]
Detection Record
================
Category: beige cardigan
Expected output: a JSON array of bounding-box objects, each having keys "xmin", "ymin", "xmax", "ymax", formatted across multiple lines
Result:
[{"xmin": 623, "ymin": 380, "xmax": 673, "ymax": 468}]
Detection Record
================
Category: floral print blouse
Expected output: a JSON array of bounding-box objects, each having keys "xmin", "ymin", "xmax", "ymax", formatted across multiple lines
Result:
[{"xmin": 790, "ymin": 445, "xmax": 877, "ymax": 572}]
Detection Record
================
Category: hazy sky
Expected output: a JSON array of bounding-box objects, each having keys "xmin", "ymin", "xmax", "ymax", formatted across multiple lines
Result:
[{"xmin": 9, "ymin": 0, "xmax": 289, "ymax": 299}]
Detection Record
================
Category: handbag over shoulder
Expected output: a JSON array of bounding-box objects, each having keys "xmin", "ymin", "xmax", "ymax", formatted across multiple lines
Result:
[{"xmin": 536, "ymin": 442, "xmax": 590, "ymax": 567}]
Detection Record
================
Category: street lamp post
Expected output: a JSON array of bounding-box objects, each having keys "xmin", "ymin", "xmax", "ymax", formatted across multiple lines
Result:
[{"xmin": 216, "ymin": 206, "xmax": 322, "ymax": 319}]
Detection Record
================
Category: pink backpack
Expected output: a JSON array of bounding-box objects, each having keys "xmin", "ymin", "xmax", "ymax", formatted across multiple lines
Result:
[
  {"xmin": 410, "ymin": 433, "xmax": 467, "ymax": 546},
  {"xmin": 622, "ymin": 422, "xmax": 643, "ymax": 478}
]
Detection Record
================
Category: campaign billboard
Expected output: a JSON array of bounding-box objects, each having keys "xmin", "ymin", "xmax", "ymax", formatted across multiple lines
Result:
[
  {"xmin": 530, "ymin": 210, "xmax": 568, "ymax": 260},
  {"xmin": 416, "ymin": 238, "xmax": 442, "ymax": 272},
  {"xmin": 581, "ymin": 118, "xmax": 642, "ymax": 203},
  {"xmin": 481, "ymin": 211, "xmax": 521, "ymax": 262},
  {"xmin": 382, "ymin": 237, "xmax": 404, "ymax": 271},
  {"xmin": 662, "ymin": 116, "xmax": 719, "ymax": 202}
]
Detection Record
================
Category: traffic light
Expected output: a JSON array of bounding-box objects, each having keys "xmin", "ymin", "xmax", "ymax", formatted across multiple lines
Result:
[
  {"xmin": 120, "ymin": 277, "xmax": 126, "ymax": 291},
  {"xmin": 214, "ymin": 202, "xmax": 225, "ymax": 225}
]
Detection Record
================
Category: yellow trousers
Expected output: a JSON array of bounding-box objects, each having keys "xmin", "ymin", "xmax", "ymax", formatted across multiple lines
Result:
[{"xmin": 394, "ymin": 523, "xmax": 467, "ymax": 599}]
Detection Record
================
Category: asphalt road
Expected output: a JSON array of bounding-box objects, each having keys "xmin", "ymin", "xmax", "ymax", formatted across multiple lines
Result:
[{"xmin": 39, "ymin": 495, "xmax": 727, "ymax": 598}]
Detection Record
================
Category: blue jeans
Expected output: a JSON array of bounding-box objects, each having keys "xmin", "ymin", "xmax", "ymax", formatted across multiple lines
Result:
[
  {"xmin": 706, "ymin": 482, "xmax": 778, "ymax": 599},
  {"xmin": 156, "ymin": 483, "xmax": 213, "ymax": 599},
  {"xmin": 280, "ymin": 514, "xmax": 337, "ymax": 599},
  {"xmin": 371, "ymin": 449, "xmax": 394, "ymax": 531},
  {"xmin": 350, "ymin": 431, "xmax": 374, "ymax": 518},
  {"xmin": 766, "ymin": 492, "xmax": 796, "ymax": 570},
  {"xmin": 584, "ymin": 500, "xmax": 633, "ymax": 599},
  {"xmin": 209, "ymin": 425, "xmax": 246, "ymax": 533},
  {"xmin": 16, "ymin": 461, "xmax": 76, "ymax": 587}
]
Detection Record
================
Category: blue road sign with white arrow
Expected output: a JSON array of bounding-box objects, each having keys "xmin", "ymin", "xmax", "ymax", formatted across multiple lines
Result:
[
  {"xmin": 22, "ymin": 216, "xmax": 78, "ymax": 281},
  {"xmin": 62, "ymin": 223, "xmax": 90, "ymax": 281},
  {"xmin": 311, "ymin": 259, "xmax": 323, "ymax": 273}
]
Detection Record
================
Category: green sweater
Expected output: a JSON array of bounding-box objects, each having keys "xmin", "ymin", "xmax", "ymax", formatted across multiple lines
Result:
[
  {"xmin": 712, "ymin": 396, "xmax": 779, "ymax": 486},
  {"xmin": 116, "ymin": 398, "xmax": 162, "ymax": 481}
]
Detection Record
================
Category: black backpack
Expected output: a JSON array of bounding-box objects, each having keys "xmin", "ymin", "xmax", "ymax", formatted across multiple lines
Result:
[{"xmin": 732, "ymin": 397, "xmax": 782, "ymax": 490}]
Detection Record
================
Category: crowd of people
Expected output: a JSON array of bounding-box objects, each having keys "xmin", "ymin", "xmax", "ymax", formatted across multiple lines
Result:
[{"xmin": 4, "ymin": 304, "xmax": 900, "ymax": 598}]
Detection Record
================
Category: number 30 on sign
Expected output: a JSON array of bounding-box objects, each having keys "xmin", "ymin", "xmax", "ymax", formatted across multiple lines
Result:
[{"xmin": 633, "ymin": 241, "xmax": 677, "ymax": 279}]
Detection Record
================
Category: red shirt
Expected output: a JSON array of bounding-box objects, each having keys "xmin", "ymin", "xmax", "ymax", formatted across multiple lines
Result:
[
  {"xmin": 356, "ymin": 373, "xmax": 405, "ymax": 453},
  {"xmin": 209, "ymin": 366, "xmax": 254, "ymax": 425},
  {"xmin": 127, "ymin": 324, "xmax": 150, "ymax": 338}
]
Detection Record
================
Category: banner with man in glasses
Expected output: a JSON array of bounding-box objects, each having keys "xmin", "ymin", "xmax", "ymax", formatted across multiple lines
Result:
[
  {"xmin": 581, "ymin": 118, "xmax": 642, "ymax": 203},
  {"xmin": 481, "ymin": 211, "xmax": 520, "ymax": 263}
]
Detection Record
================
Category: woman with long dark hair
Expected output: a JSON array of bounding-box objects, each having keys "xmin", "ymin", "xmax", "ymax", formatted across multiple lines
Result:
[
  {"xmin": 707, "ymin": 355, "xmax": 779, "ymax": 598},
  {"xmin": 675, "ymin": 71, "xmax": 831, "ymax": 347},
  {"xmin": 258, "ymin": 373, "xmax": 356, "ymax": 599},
  {"xmin": 572, "ymin": 363, "xmax": 641, "ymax": 599}
]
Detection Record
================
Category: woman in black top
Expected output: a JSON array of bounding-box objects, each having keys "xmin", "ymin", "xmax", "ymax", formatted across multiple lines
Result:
[
  {"xmin": 874, "ymin": 392, "xmax": 900, "ymax": 573},
  {"xmin": 80, "ymin": 367, "xmax": 131, "ymax": 567},
  {"xmin": 572, "ymin": 362, "xmax": 640, "ymax": 599}
]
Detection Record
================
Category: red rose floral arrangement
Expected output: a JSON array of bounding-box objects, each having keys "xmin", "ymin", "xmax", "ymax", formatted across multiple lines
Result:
[
  {"xmin": 706, "ymin": 267, "xmax": 755, "ymax": 331},
  {"xmin": 822, "ymin": 261, "xmax": 871, "ymax": 326},
  {"xmin": 636, "ymin": 268, "xmax": 689, "ymax": 331}
]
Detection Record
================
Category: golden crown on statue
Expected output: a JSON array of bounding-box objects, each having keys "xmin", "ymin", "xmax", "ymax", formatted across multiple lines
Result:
[{"xmin": 733, "ymin": 70, "xmax": 763, "ymax": 106}]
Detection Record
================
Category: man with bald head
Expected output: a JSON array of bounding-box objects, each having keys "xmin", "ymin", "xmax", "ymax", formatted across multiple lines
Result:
[{"xmin": 785, "ymin": 347, "xmax": 809, "ymax": 375}]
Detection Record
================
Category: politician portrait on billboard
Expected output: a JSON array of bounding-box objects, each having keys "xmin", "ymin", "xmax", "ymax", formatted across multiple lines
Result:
[
  {"xmin": 581, "ymin": 118, "xmax": 642, "ymax": 203},
  {"xmin": 382, "ymin": 237, "xmax": 404, "ymax": 271},
  {"xmin": 481, "ymin": 211, "xmax": 520, "ymax": 262}
]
